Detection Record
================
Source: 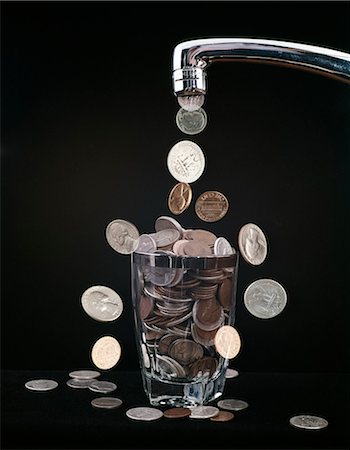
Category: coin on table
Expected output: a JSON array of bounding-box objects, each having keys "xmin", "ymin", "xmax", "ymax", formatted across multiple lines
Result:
[
  {"xmin": 214, "ymin": 325, "xmax": 241, "ymax": 359},
  {"xmin": 91, "ymin": 397, "xmax": 123, "ymax": 409},
  {"xmin": 67, "ymin": 378, "xmax": 93, "ymax": 389},
  {"xmin": 135, "ymin": 234, "xmax": 157, "ymax": 253},
  {"xmin": 210, "ymin": 411, "xmax": 234, "ymax": 422},
  {"xmin": 88, "ymin": 380, "xmax": 117, "ymax": 394},
  {"xmin": 126, "ymin": 407, "xmax": 163, "ymax": 421},
  {"xmin": 225, "ymin": 368, "xmax": 239, "ymax": 379},
  {"xmin": 176, "ymin": 107, "xmax": 208, "ymax": 135},
  {"xmin": 189, "ymin": 406, "xmax": 220, "ymax": 419},
  {"xmin": 81, "ymin": 285, "xmax": 123, "ymax": 322},
  {"xmin": 69, "ymin": 370, "xmax": 100, "ymax": 380},
  {"xmin": 91, "ymin": 336, "xmax": 121, "ymax": 370},
  {"xmin": 163, "ymin": 407, "xmax": 192, "ymax": 419},
  {"xmin": 243, "ymin": 278, "xmax": 287, "ymax": 319},
  {"xmin": 214, "ymin": 237, "xmax": 234, "ymax": 256},
  {"xmin": 167, "ymin": 140, "xmax": 205, "ymax": 184},
  {"xmin": 25, "ymin": 379, "xmax": 58, "ymax": 392},
  {"xmin": 289, "ymin": 414, "xmax": 328, "ymax": 430},
  {"xmin": 168, "ymin": 182, "xmax": 192, "ymax": 215},
  {"xmin": 195, "ymin": 191, "xmax": 229, "ymax": 222},
  {"xmin": 105, "ymin": 219, "xmax": 140, "ymax": 254},
  {"xmin": 238, "ymin": 223, "xmax": 268, "ymax": 265},
  {"xmin": 217, "ymin": 398, "xmax": 249, "ymax": 411}
]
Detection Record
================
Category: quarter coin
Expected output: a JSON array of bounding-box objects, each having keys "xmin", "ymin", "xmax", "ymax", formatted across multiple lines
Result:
[
  {"xmin": 167, "ymin": 140, "xmax": 205, "ymax": 184},
  {"xmin": 91, "ymin": 336, "xmax": 121, "ymax": 370},
  {"xmin": 105, "ymin": 219, "xmax": 140, "ymax": 254},
  {"xmin": 217, "ymin": 398, "xmax": 249, "ymax": 411},
  {"xmin": 81, "ymin": 285, "xmax": 123, "ymax": 322},
  {"xmin": 88, "ymin": 380, "xmax": 117, "ymax": 394},
  {"xmin": 126, "ymin": 407, "xmax": 163, "ymax": 421},
  {"xmin": 91, "ymin": 397, "xmax": 123, "ymax": 409},
  {"xmin": 214, "ymin": 325, "xmax": 241, "ymax": 359},
  {"xmin": 176, "ymin": 107, "xmax": 208, "ymax": 135},
  {"xmin": 25, "ymin": 379, "xmax": 58, "ymax": 392},
  {"xmin": 238, "ymin": 223, "xmax": 268, "ymax": 265},
  {"xmin": 163, "ymin": 407, "xmax": 192, "ymax": 419},
  {"xmin": 195, "ymin": 191, "xmax": 229, "ymax": 222},
  {"xmin": 243, "ymin": 278, "xmax": 287, "ymax": 319},
  {"xmin": 66, "ymin": 378, "xmax": 93, "ymax": 389},
  {"xmin": 69, "ymin": 370, "xmax": 100, "ymax": 380},
  {"xmin": 189, "ymin": 406, "xmax": 219, "ymax": 419},
  {"xmin": 168, "ymin": 182, "xmax": 192, "ymax": 215},
  {"xmin": 289, "ymin": 414, "xmax": 328, "ymax": 430},
  {"xmin": 210, "ymin": 411, "xmax": 234, "ymax": 422}
]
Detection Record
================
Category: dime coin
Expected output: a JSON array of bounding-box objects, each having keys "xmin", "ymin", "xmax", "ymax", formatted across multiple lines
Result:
[
  {"xmin": 238, "ymin": 223, "xmax": 268, "ymax": 265},
  {"xmin": 135, "ymin": 234, "xmax": 157, "ymax": 253},
  {"xmin": 195, "ymin": 191, "xmax": 229, "ymax": 222},
  {"xmin": 126, "ymin": 407, "xmax": 163, "ymax": 422},
  {"xmin": 214, "ymin": 325, "xmax": 241, "ymax": 359},
  {"xmin": 69, "ymin": 370, "xmax": 101, "ymax": 380},
  {"xmin": 163, "ymin": 407, "xmax": 192, "ymax": 419},
  {"xmin": 214, "ymin": 237, "xmax": 234, "ymax": 256},
  {"xmin": 225, "ymin": 368, "xmax": 239, "ymax": 379},
  {"xmin": 176, "ymin": 107, "xmax": 208, "ymax": 135},
  {"xmin": 189, "ymin": 406, "xmax": 219, "ymax": 419},
  {"xmin": 105, "ymin": 219, "xmax": 140, "ymax": 254},
  {"xmin": 168, "ymin": 182, "xmax": 192, "ymax": 215},
  {"xmin": 91, "ymin": 397, "xmax": 123, "ymax": 409},
  {"xmin": 66, "ymin": 378, "xmax": 93, "ymax": 389},
  {"xmin": 177, "ymin": 94, "xmax": 205, "ymax": 112},
  {"xmin": 243, "ymin": 278, "xmax": 287, "ymax": 319},
  {"xmin": 210, "ymin": 411, "xmax": 234, "ymax": 422},
  {"xmin": 289, "ymin": 414, "xmax": 328, "ymax": 430},
  {"xmin": 167, "ymin": 140, "xmax": 205, "ymax": 184},
  {"xmin": 155, "ymin": 216, "xmax": 184, "ymax": 238},
  {"xmin": 81, "ymin": 285, "xmax": 123, "ymax": 322},
  {"xmin": 91, "ymin": 336, "xmax": 121, "ymax": 370},
  {"xmin": 25, "ymin": 379, "xmax": 58, "ymax": 392},
  {"xmin": 88, "ymin": 380, "xmax": 117, "ymax": 393},
  {"xmin": 217, "ymin": 398, "xmax": 249, "ymax": 411}
]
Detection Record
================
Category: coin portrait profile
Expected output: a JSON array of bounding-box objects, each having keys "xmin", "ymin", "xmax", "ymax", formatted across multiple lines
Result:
[
  {"xmin": 245, "ymin": 227, "xmax": 266, "ymax": 260},
  {"xmin": 110, "ymin": 223, "xmax": 134, "ymax": 251}
]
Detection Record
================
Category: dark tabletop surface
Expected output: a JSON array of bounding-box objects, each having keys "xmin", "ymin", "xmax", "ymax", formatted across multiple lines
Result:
[{"xmin": 1, "ymin": 370, "xmax": 348, "ymax": 450}]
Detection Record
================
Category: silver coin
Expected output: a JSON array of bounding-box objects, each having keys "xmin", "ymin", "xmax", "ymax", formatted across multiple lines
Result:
[
  {"xmin": 289, "ymin": 414, "xmax": 328, "ymax": 430},
  {"xmin": 88, "ymin": 380, "xmax": 117, "ymax": 394},
  {"xmin": 66, "ymin": 378, "xmax": 93, "ymax": 389},
  {"xmin": 244, "ymin": 278, "xmax": 287, "ymax": 319},
  {"xmin": 167, "ymin": 140, "xmax": 205, "ymax": 184},
  {"xmin": 135, "ymin": 234, "xmax": 157, "ymax": 253},
  {"xmin": 189, "ymin": 406, "xmax": 219, "ymax": 419},
  {"xmin": 25, "ymin": 379, "xmax": 58, "ymax": 392},
  {"xmin": 238, "ymin": 223, "xmax": 268, "ymax": 265},
  {"xmin": 214, "ymin": 237, "xmax": 234, "ymax": 256},
  {"xmin": 91, "ymin": 397, "xmax": 123, "ymax": 409},
  {"xmin": 126, "ymin": 407, "xmax": 163, "ymax": 421},
  {"xmin": 176, "ymin": 108, "xmax": 208, "ymax": 135},
  {"xmin": 177, "ymin": 94, "xmax": 205, "ymax": 112},
  {"xmin": 69, "ymin": 370, "xmax": 101, "ymax": 380},
  {"xmin": 225, "ymin": 368, "xmax": 239, "ymax": 379},
  {"xmin": 217, "ymin": 398, "xmax": 249, "ymax": 411},
  {"xmin": 154, "ymin": 216, "xmax": 184, "ymax": 237},
  {"xmin": 150, "ymin": 229, "xmax": 180, "ymax": 248},
  {"xmin": 81, "ymin": 285, "xmax": 123, "ymax": 322},
  {"xmin": 105, "ymin": 219, "xmax": 140, "ymax": 254}
]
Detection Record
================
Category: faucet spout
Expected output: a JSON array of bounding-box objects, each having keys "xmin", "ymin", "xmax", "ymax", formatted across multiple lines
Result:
[{"xmin": 172, "ymin": 38, "xmax": 350, "ymax": 96}]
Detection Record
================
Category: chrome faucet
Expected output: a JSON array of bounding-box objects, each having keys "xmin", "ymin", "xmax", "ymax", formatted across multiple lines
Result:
[{"xmin": 172, "ymin": 38, "xmax": 350, "ymax": 99}]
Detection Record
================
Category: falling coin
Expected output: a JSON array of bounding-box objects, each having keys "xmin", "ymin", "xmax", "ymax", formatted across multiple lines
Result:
[
  {"xmin": 243, "ymin": 278, "xmax": 287, "ymax": 319},
  {"xmin": 135, "ymin": 234, "xmax": 157, "ymax": 253},
  {"xmin": 217, "ymin": 398, "xmax": 249, "ymax": 411},
  {"xmin": 91, "ymin": 336, "xmax": 121, "ymax": 370},
  {"xmin": 195, "ymin": 191, "xmax": 229, "ymax": 222},
  {"xmin": 289, "ymin": 414, "xmax": 328, "ymax": 430},
  {"xmin": 81, "ymin": 285, "xmax": 123, "ymax": 322},
  {"xmin": 163, "ymin": 407, "xmax": 192, "ymax": 419},
  {"xmin": 167, "ymin": 140, "xmax": 205, "ymax": 184},
  {"xmin": 88, "ymin": 380, "xmax": 117, "ymax": 394},
  {"xmin": 189, "ymin": 406, "xmax": 220, "ymax": 419},
  {"xmin": 225, "ymin": 368, "xmax": 239, "ymax": 379},
  {"xmin": 177, "ymin": 94, "xmax": 205, "ymax": 112},
  {"xmin": 66, "ymin": 378, "xmax": 93, "ymax": 389},
  {"xmin": 214, "ymin": 237, "xmax": 234, "ymax": 256},
  {"xmin": 25, "ymin": 379, "xmax": 58, "ymax": 392},
  {"xmin": 126, "ymin": 407, "xmax": 163, "ymax": 421},
  {"xmin": 69, "ymin": 370, "xmax": 101, "ymax": 380},
  {"xmin": 168, "ymin": 182, "xmax": 192, "ymax": 215},
  {"xmin": 105, "ymin": 219, "xmax": 140, "ymax": 255},
  {"xmin": 176, "ymin": 107, "xmax": 208, "ymax": 135},
  {"xmin": 238, "ymin": 223, "xmax": 268, "ymax": 265},
  {"xmin": 210, "ymin": 411, "xmax": 234, "ymax": 422},
  {"xmin": 91, "ymin": 397, "xmax": 123, "ymax": 409},
  {"xmin": 214, "ymin": 325, "xmax": 241, "ymax": 359}
]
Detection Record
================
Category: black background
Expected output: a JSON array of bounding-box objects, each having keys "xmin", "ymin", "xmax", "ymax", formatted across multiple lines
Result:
[{"xmin": 1, "ymin": 1, "xmax": 349, "ymax": 376}]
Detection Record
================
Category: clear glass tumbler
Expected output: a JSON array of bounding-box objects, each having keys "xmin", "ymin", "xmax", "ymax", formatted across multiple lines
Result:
[{"xmin": 131, "ymin": 250, "xmax": 239, "ymax": 407}]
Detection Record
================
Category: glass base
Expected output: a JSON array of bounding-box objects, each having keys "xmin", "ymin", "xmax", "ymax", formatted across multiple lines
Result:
[{"xmin": 143, "ymin": 371, "xmax": 226, "ymax": 407}]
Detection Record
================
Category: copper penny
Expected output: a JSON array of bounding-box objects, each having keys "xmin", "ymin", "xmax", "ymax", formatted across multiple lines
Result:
[
  {"xmin": 193, "ymin": 298, "xmax": 224, "ymax": 331},
  {"xmin": 195, "ymin": 191, "xmax": 229, "ymax": 222},
  {"xmin": 168, "ymin": 182, "xmax": 192, "ymax": 215},
  {"xmin": 139, "ymin": 295, "xmax": 154, "ymax": 320},
  {"xmin": 218, "ymin": 278, "xmax": 233, "ymax": 310},
  {"xmin": 182, "ymin": 240, "xmax": 212, "ymax": 257},
  {"xmin": 183, "ymin": 229, "xmax": 217, "ymax": 246},
  {"xmin": 210, "ymin": 411, "xmax": 234, "ymax": 422},
  {"xmin": 163, "ymin": 407, "xmax": 192, "ymax": 419},
  {"xmin": 168, "ymin": 338, "xmax": 203, "ymax": 365}
]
